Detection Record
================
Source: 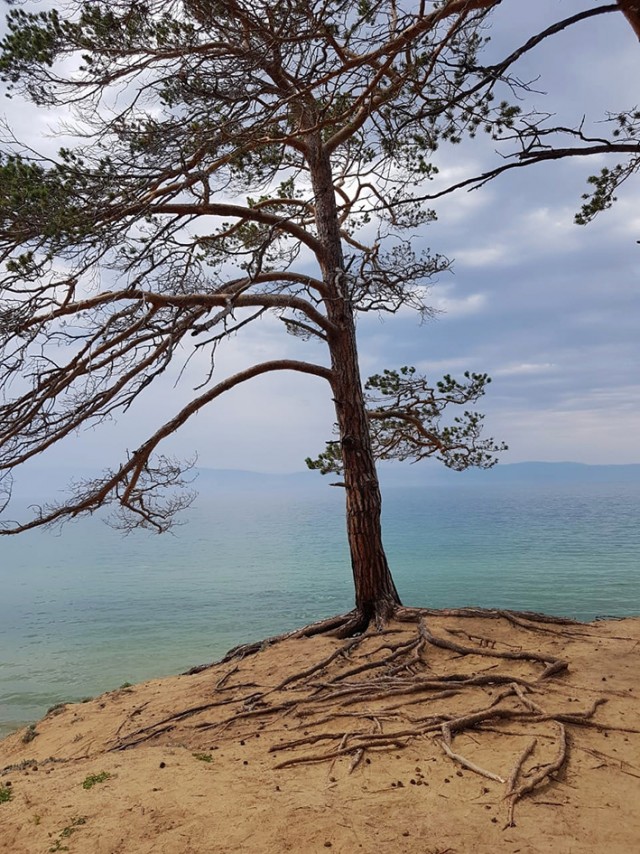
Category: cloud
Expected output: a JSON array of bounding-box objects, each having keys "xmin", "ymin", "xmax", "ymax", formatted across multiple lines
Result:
[
  {"xmin": 494, "ymin": 362, "xmax": 556, "ymax": 377},
  {"xmin": 429, "ymin": 284, "xmax": 488, "ymax": 317},
  {"xmin": 452, "ymin": 245, "xmax": 508, "ymax": 268},
  {"xmin": 2, "ymin": 0, "xmax": 640, "ymax": 475},
  {"xmin": 415, "ymin": 356, "xmax": 477, "ymax": 375},
  {"xmin": 496, "ymin": 404, "xmax": 640, "ymax": 465}
]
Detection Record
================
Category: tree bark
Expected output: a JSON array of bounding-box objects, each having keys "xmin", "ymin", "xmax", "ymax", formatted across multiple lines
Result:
[
  {"xmin": 618, "ymin": 0, "xmax": 640, "ymax": 40},
  {"xmin": 306, "ymin": 133, "xmax": 401, "ymax": 626},
  {"xmin": 329, "ymin": 310, "xmax": 402, "ymax": 624}
]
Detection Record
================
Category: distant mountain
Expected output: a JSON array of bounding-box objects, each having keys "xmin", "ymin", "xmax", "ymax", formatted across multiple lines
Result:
[
  {"xmin": 456, "ymin": 461, "xmax": 640, "ymax": 484},
  {"xmin": 376, "ymin": 461, "xmax": 640, "ymax": 487},
  {"xmin": 378, "ymin": 461, "xmax": 640, "ymax": 486},
  {"xmin": 6, "ymin": 461, "xmax": 640, "ymax": 503},
  {"xmin": 194, "ymin": 461, "xmax": 640, "ymax": 491}
]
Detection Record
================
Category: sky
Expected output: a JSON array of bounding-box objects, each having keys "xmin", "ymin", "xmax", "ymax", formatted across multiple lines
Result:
[{"xmin": 1, "ymin": 1, "xmax": 640, "ymax": 480}]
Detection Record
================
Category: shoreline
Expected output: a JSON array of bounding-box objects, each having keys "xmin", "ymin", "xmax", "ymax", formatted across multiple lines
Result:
[
  {"xmin": 2, "ymin": 608, "xmax": 639, "ymax": 738},
  {"xmin": 2, "ymin": 612, "xmax": 639, "ymax": 853},
  {"xmin": 3, "ymin": 477, "xmax": 639, "ymax": 732}
]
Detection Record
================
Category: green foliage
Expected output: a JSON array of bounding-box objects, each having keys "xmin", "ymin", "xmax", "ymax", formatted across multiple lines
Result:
[
  {"xmin": 81, "ymin": 772, "xmax": 111, "ymax": 790},
  {"xmin": 192, "ymin": 752, "xmax": 213, "ymax": 762},
  {"xmin": 1, "ymin": 0, "xmax": 625, "ymax": 542},
  {"xmin": 0, "ymin": 784, "xmax": 12, "ymax": 804},
  {"xmin": 305, "ymin": 441, "xmax": 343, "ymax": 477},
  {"xmin": 307, "ymin": 366, "xmax": 507, "ymax": 476},
  {"xmin": 49, "ymin": 817, "xmax": 87, "ymax": 852},
  {"xmin": 0, "ymin": 149, "xmax": 120, "ymax": 265},
  {"xmin": 21, "ymin": 723, "xmax": 38, "ymax": 743},
  {"xmin": 0, "ymin": 6, "xmax": 193, "ymax": 101},
  {"xmin": 60, "ymin": 816, "xmax": 87, "ymax": 836},
  {"xmin": 575, "ymin": 110, "xmax": 640, "ymax": 224},
  {"xmin": 575, "ymin": 166, "xmax": 621, "ymax": 225}
]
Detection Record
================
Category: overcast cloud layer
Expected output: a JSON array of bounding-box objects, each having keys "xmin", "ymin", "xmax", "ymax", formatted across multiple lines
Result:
[{"xmin": 1, "ymin": 2, "xmax": 639, "ymax": 476}]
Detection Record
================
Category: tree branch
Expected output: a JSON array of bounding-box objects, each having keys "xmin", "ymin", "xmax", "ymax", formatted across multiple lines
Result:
[
  {"xmin": 1, "ymin": 359, "xmax": 333, "ymax": 535},
  {"xmin": 618, "ymin": 0, "xmax": 640, "ymax": 40},
  {"xmin": 149, "ymin": 202, "xmax": 324, "ymax": 258},
  {"xmin": 16, "ymin": 289, "xmax": 337, "ymax": 338},
  {"xmin": 397, "ymin": 143, "xmax": 640, "ymax": 205}
]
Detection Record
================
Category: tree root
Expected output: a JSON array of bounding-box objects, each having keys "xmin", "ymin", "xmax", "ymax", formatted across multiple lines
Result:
[
  {"xmin": 418, "ymin": 620, "xmax": 568, "ymax": 678},
  {"xmin": 219, "ymin": 611, "xmax": 358, "ymax": 662},
  {"xmin": 111, "ymin": 606, "xmax": 619, "ymax": 827},
  {"xmin": 185, "ymin": 603, "xmax": 634, "ymax": 675},
  {"xmin": 505, "ymin": 724, "xmax": 567, "ymax": 827},
  {"xmin": 438, "ymin": 736, "xmax": 505, "ymax": 783}
]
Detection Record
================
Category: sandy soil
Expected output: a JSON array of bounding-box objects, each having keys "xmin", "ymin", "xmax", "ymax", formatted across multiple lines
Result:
[{"xmin": 1, "ymin": 611, "xmax": 639, "ymax": 854}]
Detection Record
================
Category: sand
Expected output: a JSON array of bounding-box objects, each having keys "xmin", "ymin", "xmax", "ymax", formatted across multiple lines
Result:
[{"xmin": 1, "ymin": 611, "xmax": 639, "ymax": 854}]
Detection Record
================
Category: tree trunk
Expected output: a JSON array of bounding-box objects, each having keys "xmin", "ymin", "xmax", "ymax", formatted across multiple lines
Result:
[
  {"xmin": 307, "ymin": 135, "xmax": 401, "ymax": 626},
  {"xmin": 329, "ymin": 309, "xmax": 402, "ymax": 625}
]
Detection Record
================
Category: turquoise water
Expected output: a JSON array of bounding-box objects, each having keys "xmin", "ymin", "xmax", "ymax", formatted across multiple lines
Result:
[{"xmin": 1, "ymin": 479, "xmax": 639, "ymax": 735}]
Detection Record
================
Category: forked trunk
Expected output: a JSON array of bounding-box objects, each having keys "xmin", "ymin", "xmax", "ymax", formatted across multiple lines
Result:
[{"xmin": 308, "ymin": 136, "xmax": 401, "ymax": 626}]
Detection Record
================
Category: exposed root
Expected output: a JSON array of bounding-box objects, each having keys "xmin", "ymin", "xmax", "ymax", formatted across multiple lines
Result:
[
  {"xmin": 394, "ymin": 606, "xmax": 582, "ymax": 628},
  {"xmin": 505, "ymin": 724, "xmax": 567, "ymax": 828},
  {"xmin": 272, "ymin": 737, "xmax": 408, "ymax": 770},
  {"xmin": 418, "ymin": 620, "xmax": 568, "ymax": 678},
  {"xmin": 187, "ymin": 603, "xmax": 594, "ymax": 674},
  {"xmin": 110, "ymin": 606, "xmax": 618, "ymax": 827},
  {"xmin": 275, "ymin": 636, "xmax": 363, "ymax": 690},
  {"xmin": 219, "ymin": 611, "xmax": 357, "ymax": 662},
  {"xmin": 438, "ymin": 735, "xmax": 505, "ymax": 782},
  {"xmin": 505, "ymin": 737, "xmax": 538, "ymax": 795}
]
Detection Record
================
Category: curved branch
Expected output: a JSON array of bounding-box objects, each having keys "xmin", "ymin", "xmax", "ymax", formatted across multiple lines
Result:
[
  {"xmin": 149, "ymin": 202, "xmax": 324, "ymax": 257},
  {"xmin": 618, "ymin": 0, "xmax": 640, "ymax": 40},
  {"xmin": 136, "ymin": 359, "xmax": 332, "ymax": 457},
  {"xmin": 19, "ymin": 289, "xmax": 337, "ymax": 338},
  {"xmin": 480, "ymin": 5, "xmax": 618, "ymax": 85},
  {"xmin": 367, "ymin": 407, "xmax": 446, "ymax": 452},
  {"xmin": 1, "ymin": 359, "xmax": 333, "ymax": 535},
  {"xmin": 141, "ymin": 292, "xmax": 336, "ymax": 336},
  {"xmin": 257, "ymin": 271, "xmax": 327, "ymax": 296},
  {"xmin": 397, "ymin": 143, "xmax": 640, "ymax": 205}
]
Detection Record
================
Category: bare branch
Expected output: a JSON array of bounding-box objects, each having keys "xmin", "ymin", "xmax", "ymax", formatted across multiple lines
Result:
[{"xmin": 1, "ymin": 360, "xmax": 332, "ymax": 534}]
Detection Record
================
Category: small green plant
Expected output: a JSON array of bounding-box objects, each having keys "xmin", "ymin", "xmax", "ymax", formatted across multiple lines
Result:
[
  {"xmin": 0, "ymin": 784, "xmax": 12, "ymax": 804},
  {"xmin": 49, "ymin": 817, "xmax": 87, "ymax": 852},
  {"xmin": 22, "ymin": 724, "xmax": 38, "ymax": 744},
  {"xmin": 81, "ymin": 772, "xmax": 111, "ymax": 790},
  {"xmin": 46, "ymin": 703, "xmax": 67, "ymax": 717},
  {"xmin": 118, "ymin": 682, "xmax": 133, "ymax": 689},
  {"xmin": 192, "ymin": 752, "xmax": 213, "ymax": 762},
  {"xmin": 61, "ymin": 817, "xmax": 86, "ymax": 836}
]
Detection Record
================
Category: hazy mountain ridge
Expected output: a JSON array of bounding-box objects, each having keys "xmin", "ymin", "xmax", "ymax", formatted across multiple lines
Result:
[
  {"xmin": 6, "ymin": 461, "xmax": 639, "ymax": 502},
  {"xmin": 196, "ymin": 461, "xmax": 640, "ymax": 490}
]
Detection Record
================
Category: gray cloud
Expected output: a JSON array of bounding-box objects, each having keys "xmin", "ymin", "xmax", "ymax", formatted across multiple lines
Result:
[{"xmin": 1, "ymin": 2, "xmax": 639, "ymax": 475}]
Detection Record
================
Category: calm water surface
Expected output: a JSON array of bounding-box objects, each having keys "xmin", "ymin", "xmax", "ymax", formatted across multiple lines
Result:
[{"xmin": 1, "ymin": 480, "xmax": 639, "ymax": 734}]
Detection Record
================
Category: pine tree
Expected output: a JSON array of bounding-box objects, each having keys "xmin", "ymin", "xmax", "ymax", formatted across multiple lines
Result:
[{"xmin": 0, "ymin": 1, "xmax": 637, "ymax": 632}]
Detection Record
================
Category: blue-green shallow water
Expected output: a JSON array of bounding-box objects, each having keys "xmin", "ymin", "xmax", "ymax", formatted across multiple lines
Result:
[{"xmin": 1, "ymin": 480, "xmax": 639, "ymax": 736}]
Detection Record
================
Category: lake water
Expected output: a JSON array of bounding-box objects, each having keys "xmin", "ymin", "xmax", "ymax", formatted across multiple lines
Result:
[{"xmin": 1, "ymin": 478, "xmax": 639, "ymax": 735}]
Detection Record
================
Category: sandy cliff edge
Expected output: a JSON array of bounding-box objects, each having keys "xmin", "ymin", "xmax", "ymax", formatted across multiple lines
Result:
[{"xmin": 1, "ymin": 612, "xmax": 639, "ymax": 854}]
